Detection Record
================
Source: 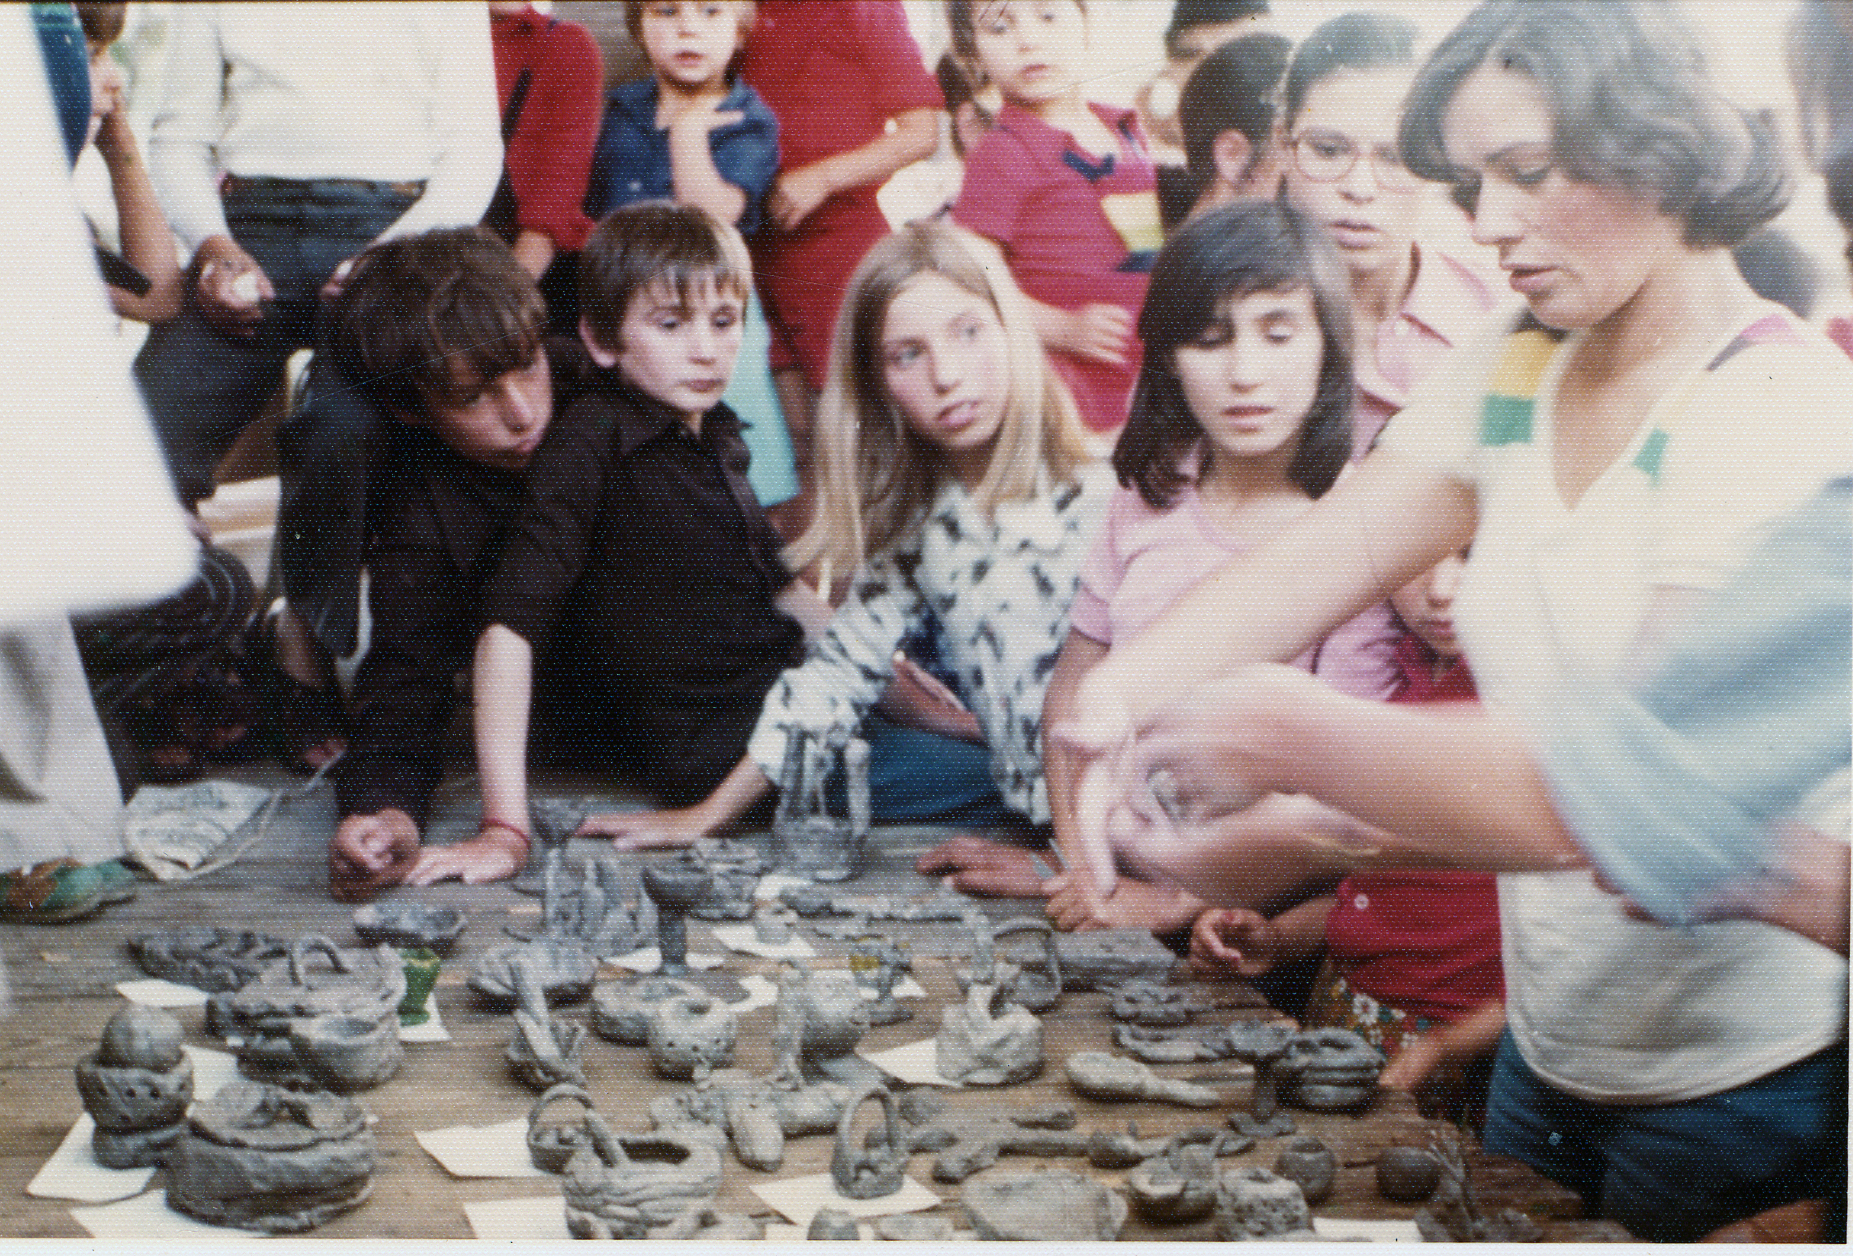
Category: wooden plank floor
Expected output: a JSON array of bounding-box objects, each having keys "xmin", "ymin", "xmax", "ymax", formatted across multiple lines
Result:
[{"xmin": 0, "ymin": 764, "xmax": 1614, "ymax": 1240}]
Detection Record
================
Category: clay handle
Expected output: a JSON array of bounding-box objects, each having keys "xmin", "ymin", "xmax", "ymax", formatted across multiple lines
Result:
[
  {"xmin": 529, "ymin": 1082, "xmax": 596, "ymax": 1130},
  {"xmin": 583, "ymin": 1111, "xmax": 628, "ymax": 1169},
  {"xmin": 288, "ymin": 935, "xmax": 349, "ymax": 983}
]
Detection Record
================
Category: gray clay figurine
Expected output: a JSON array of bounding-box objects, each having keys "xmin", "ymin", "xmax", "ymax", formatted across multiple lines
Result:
[
  {"xmin": 849, "ymin": 935, "xmax": 913, "ymax": 1026},
  {"xmin": 646, "ymin": 993, "xmax": 738, "ymax": 1083},
  {"xmin": 218, "ymin": 936, "xmax": 404, "ymax": 1088},
  {"xmin": 688, "ymin": 837, "xmax": 764, "ymax": 921},
  {"xmin": 74, "ymin": 1005, "xmax": 193, "ymax": 1168},
  {"xmin": 130, "ymin": 927, "xmax": 287, "ymax": 993},
  {"xmin": 513, "ymin": 830, "xmax": 643, "ymax": 957},
  {"xmin": 1214, "ymin": 1166, "xmax": 1315, "ymax": 1240},
  {"xmin": 1376, "ymin": 1145, "xmax": 1444, "ymax": 1202},
  {"xmin": 752, "ymin": 902, "xmax": 798, "ymax": 946},
  {"xmin": 1065, "ymin": 1050, "xmax": 1220, "ymax": 1108},
  {"xmin": 588, "ymin": 975, "xmax": 708, "ymax": 1045},
  {"xmin": 1274, "ymin": 1135, "xmax": 1338, "ymax": 1205},
  {"xmin": 166, "ymin": 1081, "xmax": 375, "ymax": 1233},
  {"xmin": 962, "ymin": 1169, "xmax": 1128, "ymax": 1242},
  {"xmin": 986, "ymin": 916, "xmax": 1062, "ymax": 1012},
  {"xmin": 1414, "ymin": 1138, "xmax": 1543, "ymax": 1243},
  {"xmin": 767, "ymin": 962, "xmax": 872, "ymax": 1088},
  {"xmin": 770, "ymin": 728, "xmax": 870, "ymax": 881},
  {"xmin": 469, "ymin": 936, "xmax": 598, "ymax": 1007},
  {"xmin": 641, "ymin": 855, "xmax": 711, "ymax": 976},
  {"xmin": 829, "ymin": 1083, "xmax": 907, "ymax": 1200},
  {"xmin": 1276, "ymin": 1027, "xmax": 1385, "ymax": 1111},
  {"xmin": 505, "ymin": 956, "xmax": 587, "ymax": 1091},
  {"xmin": 351, "ymin": 902, "xmax": 465, "ymax": 954},
  {"xmin": 936, "ymin": 952, "xmax": 1043, "ymax": 1086},
  {"xmin": 1223, "ymin": 1020, "xmax": 1298, "ymax": 1137},
  {"xmin": 528, "ymin": 1083, "xmax": 599, "ymax": 1174},
  {"xmin": 561, "ymin": 1116, "xmax": 724, "ymax": 1239}
]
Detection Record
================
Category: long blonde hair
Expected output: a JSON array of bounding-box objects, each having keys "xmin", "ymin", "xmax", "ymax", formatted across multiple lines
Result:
[{"xmin": 787, "ymin": 221, "xmax": 1092, "ymax": 580}]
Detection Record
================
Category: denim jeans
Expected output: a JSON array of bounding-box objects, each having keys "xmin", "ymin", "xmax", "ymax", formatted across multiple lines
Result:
[
  {"xmin": 860, "ymin": 713, "xmax": 1019, "ymax": 829},
  {"xmin": 1482, "ymin": 1030, "xmax": 1847, "ymax": 1241},
  {"xmin": 134, "ymin": 178, "xmax": 415, "ymax": 507}
]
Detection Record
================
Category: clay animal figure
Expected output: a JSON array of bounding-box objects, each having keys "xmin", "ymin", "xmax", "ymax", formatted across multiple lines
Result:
[
  {"xmin": 830, "ymin": 1083, "xmax": 908, "ymax": 1200},
  {"xmin": 767, "ymin": 962, "xmax": 871, "ymax": 1087},
  {"xmin": 770, "ymin": 728, "xmax": 870, "ymax": 881},
  {"xmin": 1276, "ymin": 1027, "xmax": 1385, "ymax": 1111},
  {"xmin": 75, "ymin": 1005, "xmax": 193, "ymax": 1168},
  {"xmin": 1064, "ymin": 1050, "xmax": 1220, "ymax": 1108},
  {"xmin": 913, "ymin": 1107, "xmax": 1089, "ymax": 1183},
  {"xmin": 166, "ymin": 1082, "xmax": 375, "ymax": 1233},
  {"xmin": 561, "ymin": 1116, "xmax": 724, "ymax": 1239},
  {"xmin": 962, "ymin": 1169, "xmax": 1128, "ymax": 1241},
  {"xmin": 1214, "ymin": 1166, "xmax": 1315, "ymax": 1240}
]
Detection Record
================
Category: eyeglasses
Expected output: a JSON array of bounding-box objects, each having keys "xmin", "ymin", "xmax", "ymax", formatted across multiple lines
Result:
[{"xmin": 1290, "ymin": 130, "xmax": 1419, "ymax": 192}]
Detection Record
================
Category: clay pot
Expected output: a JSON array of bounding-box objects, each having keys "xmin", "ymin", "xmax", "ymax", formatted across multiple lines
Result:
[
  {"xmin": 1127, "ymin": 1144, "xmax": 1219, "ymax": 1224},
  {"xmin": 222, "ymin": 936, "xmax": 404, "ymax": 1081},
  {"xmin": 589, "ymin": 976, "xmax": 707, "ymax": 1046},
  {"xmin": 1376, "ymin": 1146, "xmax": 1444, "ymax": 1202},
  {"xmin": 646, "ymin": 994, "xmax": 737, "ymax": 1083},
  {"xmin": 397, "ymin": 947, "xmax": 441, "ymax": 1025},
  {"xmin": 75, "ymin": 1007, "xmax": 193, "ymax": 1168},
  {"xmin": 562, "ymin": 1117, "xmax": 723, "ymax": 1239},
  {"xmin": 166, "ymin": 1082, "xmax": 375, "ymax": 1233},
  {"xmin": 528, "ymin": 1083, "xmax": 598, "ymax": 1174},
  {"xmin": 1274, "ymin": 1136, "xmax": 1337, "ymax": 1205},
  {"xmin": 352, "ymin": 903, "xmax": 464, "ymax": 954},
  {"xmin": 289, "ymin": 1011, "xmax": 404, "ymax": 1092}
]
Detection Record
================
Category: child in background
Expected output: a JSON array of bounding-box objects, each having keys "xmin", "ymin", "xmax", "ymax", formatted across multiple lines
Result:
[
  {"xmin": 1174, "ymin": 32, "xmax": 1292, "ymax": 224},
  {"xmin": 1189, "ymin": 549, "xmax": 1505, "ymax": 1123},
  {"xmin": 950, "ymin": 0, "xmax": 1163, "ymax": 437},
  {"xmin": 585, "ymin": 0, "xmax": 796, "ymax": 511},
  {"xmin": 586, "ymin": 220, "xmax": 1111, "ymax": 850},
  {"xmin": 738, "ymin": 0, "xmax": 942, "ymax": 521},
  {"xmin": 1034, "ymin": 202, "xmax": 1399, "ymax": 933},
  {"xmin": 424, "ymin": 203, "xmax": 830, "ymax": 888}
]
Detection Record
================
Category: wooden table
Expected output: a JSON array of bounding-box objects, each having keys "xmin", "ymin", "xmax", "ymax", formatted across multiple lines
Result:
[{"xmin": 0, "ymin": 768, "xmax": 1622, "ymax": 1240}]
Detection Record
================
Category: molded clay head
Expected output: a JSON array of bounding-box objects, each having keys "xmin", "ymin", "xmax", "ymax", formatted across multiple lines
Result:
[{"xmin": 99, "ymin": 1005, "xmax": 184, "ymax": 1070}]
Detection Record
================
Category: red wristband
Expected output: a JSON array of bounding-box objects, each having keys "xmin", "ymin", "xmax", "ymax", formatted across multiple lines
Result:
[{"xmin": 478, "ymin": 818, "xmax": 531, "ymax": 854}]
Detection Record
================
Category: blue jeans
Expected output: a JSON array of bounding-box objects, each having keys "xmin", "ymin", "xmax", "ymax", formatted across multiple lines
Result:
[
  {"xmin": 135, "ymin": 177, "xmax": 416, "ymax": 507},
  {"xmin": 861, "ymin": 714, "xmax": 1019, "ymax": 830},
  {"xmin": 1482, "ymin": 1030, "xmax": 1847, "ymax": 1241}
]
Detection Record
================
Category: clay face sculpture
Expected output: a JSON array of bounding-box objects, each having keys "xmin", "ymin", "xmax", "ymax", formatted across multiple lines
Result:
[
  {"xmin": 1274, "ymin": 1136, "xmax": 1338, "ymax": 1205},
  {"xmin": 962, "ymin": 1169, "xmax": 1129, "ymax": 1242},
  {"xmin": 506, "ymin": 956, "xmax": 588, "ymax": 1092},
  {"xmin": 770, "ymin": 728, "xmax": 870, "ymax": 881},
  {"xmin": 1214, "ymin": 1166, "xmax": 1314, "ymax": 1240},
  {"xmin": 589, "ymin": 975, "xmax": 708, "ymax": 1046},
  {"xmin": 130, "ymin": 927, "xmax": 287, "ymax": 993},
  {"xmin": 1064, "ymin": 1050, "xmax": 1220, "ymax": 1108},
  {"xmin": 646, "ymin": 994, "xmax": 738, "ymax": 1083},
  {"xmin": 166, "ymin": 1081, "xmax": 375, "ymax": 1233},
  {"xmin": 641, "ymin": 855, "xmax": 712, "ymax": 976},
  {"xmin": 351, "ymin": 903, "xmax": 464, "ymax": 954},
  {"xmin": 1052, "ymin": 928, "xmax": 1178, "ymax": 991},
  {"xmin": 469, "ymin": 937, "xmax": 598, "ymax": 1007},
  {"xmin": 528, "ymin": 1083, "xmax": 600, "ymax": 1174},
  {"xmin": 218, "ymin": 936, "xmax": 404, "ymax": 1089},
  {"xmin": 830, "ymin": 1083, "xmax": 907, "ymax": 1200},
  {"xmin": 561, "ymin": 1116, "xmax": 724, "ymax": 1240},
  {"xmin": 1276, "ymin": 1027, "xmax": 1384, "ymax": 1111},
  {"xmin": 768, "ymin": 962, "xmax": 871, "ymax": 1088},
  {"xmin": 75, "ymin": 1005, "xmax": 193, "ymax": 1168}
]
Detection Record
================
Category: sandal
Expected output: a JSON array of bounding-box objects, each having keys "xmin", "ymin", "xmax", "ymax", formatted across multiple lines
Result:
[{"xmin": 0, "ymin": 859, "xmax": 112, "ymax": 924}]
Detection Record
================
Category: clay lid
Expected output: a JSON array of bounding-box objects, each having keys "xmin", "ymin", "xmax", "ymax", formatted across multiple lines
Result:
[
  {"xmin": 188, "ymin": 1081, "xmax": 369, "ymax": 1150},
  {"xmin": 229, "ymin": 936, "xmax": 404, "ymax": 1023}
]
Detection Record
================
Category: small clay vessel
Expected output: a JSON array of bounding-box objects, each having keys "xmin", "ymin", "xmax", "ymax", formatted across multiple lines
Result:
[
  {"xmin": 1377, "ymin": 1145, "xmax": 1444, "ymax": 1202},
  {"xmin": 289, "ymin": 1011, "xmax": 404, "ymax": 1092},
  {"xmin": 528, "ymin": 1083, "xmax": 598, "ymax": 1174},
  {"xmin": 561, "ymin": 1116, "xmax": 724, "ymax": 1239},
  {"xmin": 74, "ymin": 1005, "xmax": 193, "ymax": 1168},
  {"xmin": 991, "ymin": 916, "xmax": 1062, "ymax": 1012},
  {"xmin": 397, "ymin": 947, "xmax": 441, "ymax": 1025},
  {"xmin": 589, "ymin": 975, "xmax": 707, "ymax": 1045},
  {"xmin": 166, "ymin": 1082, "xmax": 374, "ymax": 1233},
  {"xmin": 1127, "ymin": 1142, "xmax": 1219, "ymax": 1224},
  {"xmin": 963, "ymin": 1169, "xmax": 1128, "ymax": 1241},
  {"xmin": 829, "ymin": 1083, "xmax": 906, "ymax": 1200},
  {"xmin": 646, "ymin": 994, "xmax": 737, "ymax": 1083},
  {"xmin": 1274, "ymin": 1136, "xmax": 1338, "ymax": 1205},
  {"xmin": 222, "ymin": 936, "xmax": 404, "ymax": 1085},
  {"xmin": 641, "ymin": 857, "xmax": 712, "ymax": 976},
  {"xmin": 352, "ymin": 903, "xmax": 464, "ymax": 954}
]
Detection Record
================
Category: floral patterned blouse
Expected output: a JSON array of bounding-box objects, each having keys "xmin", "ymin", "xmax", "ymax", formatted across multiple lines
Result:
[{"xmin": 746, "ymin": 462, "xmax": 1115, "ymax": 823}]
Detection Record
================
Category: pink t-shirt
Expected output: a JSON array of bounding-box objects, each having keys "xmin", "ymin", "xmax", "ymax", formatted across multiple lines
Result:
[
  {"xmin": 1352, "ymin": 246, "xmax": 1495, "ymax": 458},
  {"xmin": 1068, "ymin": 474, "xmax": 1400, "ymax": 701}
]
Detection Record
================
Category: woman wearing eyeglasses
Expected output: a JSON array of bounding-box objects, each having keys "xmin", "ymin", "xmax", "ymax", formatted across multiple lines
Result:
[{"xmin": 1281, "ymin": 12, "xmax": 1494, "ymax": 457}]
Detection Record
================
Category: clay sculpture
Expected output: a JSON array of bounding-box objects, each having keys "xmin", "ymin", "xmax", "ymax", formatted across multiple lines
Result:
[
  {"xmin": 130, "ymin": 927, "xmax": 287, "ymax": 993},
  {"xmin": 767, "ymin": 962, "xmax": 873, "ymax": 1088},
  {"xmin": 1052, "ymin": 927, "xmax": 1178, "ymax": 991},
  {"xmin": 688, "ymin": 837, "xmax": 764, "ymax": 921},
  {"xmin": 74, "ymin": 1005, "xmax": 193, "ymax": 1168},
  {"xmin": 1414, "ymin": 1138, "xmax": 1543, "ymax": 1243},
  {"xmin": 752, "ymin": 902, "xmax": 798, "ymax": 946},
  {"xmin": 589, "ymin": 975, "xmax": 708, "ymax": 1046},
  {"xmin": 830, "ymin": 1083, "xmax": 907, "ymax": 1200},
  {"xmin": 1375, "ymin": 1145, "xmax": 1444, "ymax": 1202},
  {"xmin": 807, "ymin": 1208, "xmax": 860, "ymax": 1240},
  {"xmin": 397, "ymin": 947, "xmax": 441, "ymax": 1026},
  {"xmin": 514, "ymin": 836, "xmax": 645, "ymax": 957},
  {"xmin": 505, "ymin": 956, "xmax": 587, "ymax": 1091},
  {"xmin": 646, "ymin": 993, "xmax": 737, "ymax": 1084},
  {"xmin": 1064, "ymin": 1050, "xmax": 1220, "ymax": 1108},
  {"xmin": 936, "ymin": 952, "xmax": 1043, "ymax": 1086},
  {"xmin": 911, "ymin": 1107, "xmax": 1089, "ymax": 1183},
  {"xmin": 528, "ymin": 1083, "xmax": 599, "ymax": 1174},
  {"xmin": 1108, "ymin": 979, "xmax": 1206, "ymax": 1027},
  {"xmin": 217, "ymin": 936, "xmax": 403, "ymax": 1088},
  {"xmin": 769, "ymin": 728, "xmax": 870, "ymax": 881},
  {"xmin": 470, "ymin": 936, "xmax": 599, "ymax": 1007},
  {"xmin": 987, "ymin": 916, "xmax": 1062, "ymax": 1012},
  {"xmin": 849, "ymin": 935, "xmax": 913, "ymax": 1026},
  {"xmin": 1273, "ymin": 1136, "xmax": 1338, "ymax": 1205},
  {"xmin": 166, "ymin": 1081, "xmax": 375, "ymax": 1233},
  {"xmin": 1276, "ymin": 1027, "xmax": 1384, "ymax": 1111},
  {"xmin": 1222, "ymin": 1021, "xmax": 1298, "ymax": 1137},
  {"xmin": 561, "ymin": 1117, "xmax": 724, "ymax": 1239},
  {"xmin": 1127, "ymin": 1140, "xmax": 1221, "ymax": 1224},
  {"xmin": 641, "ymin": 855, "xmax": 712, "ymax": 976},
  {"xmin": 1113, "ymin": 1021, "xmax": 1231, "ymax": 1064},
  {"xmin": 351, "ymin": 903, "xmax": 464, "ymax": 954},
  {"xmin": 962, "ymin": 1169, "xmax": 1128, "ymax": 1242},
  {"xmin": 649, "ymin": 1072, "xmax": 855, "ymax": 1173},
  {"xmin": 1214, "ymin": 1166, "xmax": 1314, "ymax": 1240}
]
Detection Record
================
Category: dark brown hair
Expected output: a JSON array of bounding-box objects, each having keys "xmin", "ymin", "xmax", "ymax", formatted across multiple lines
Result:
[{"xmin": 577, "ymin": 201, "xmax": 750, "ymax": 354}]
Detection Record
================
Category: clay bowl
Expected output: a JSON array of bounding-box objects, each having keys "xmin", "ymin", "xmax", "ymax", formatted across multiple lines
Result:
[{"xmin": 353, "ymin": 903, "xmax": 465, "ymax": 954}]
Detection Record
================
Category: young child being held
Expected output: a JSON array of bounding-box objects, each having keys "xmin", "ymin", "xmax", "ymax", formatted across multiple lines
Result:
[
  {"xmin": 588, "ymin": 220, "xmax": 1111, "ymax": 849},
  {"xmin": 1188, "ymin": 549, "xmax": 1505, "ymax": 1119},
  {"xmin": 942, "ymin": 202, "xmax": 1398, "ymax": 926},
  {"xmin": 432, "ymin": 202, "xmax": 830, "ymax": 887},
  {"xmin": 950, "ymin": 0, "xmax": 1162, "ymax": 435}
]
